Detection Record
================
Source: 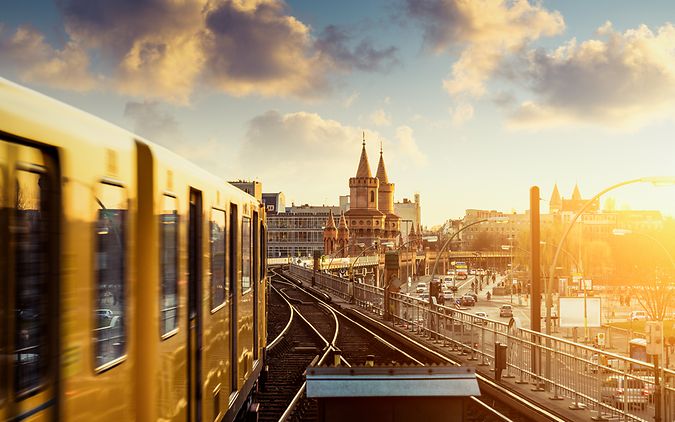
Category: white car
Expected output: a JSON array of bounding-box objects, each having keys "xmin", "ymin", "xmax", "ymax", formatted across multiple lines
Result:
[
  {"xmin": 601, "ymin": 376, "xmax": 648, "ymax": 410},
  {"xmin": 416, "ymin": 282, "xmax": 427, "ymax": 293},
  {"xmin": 630, "ymin": 310, "xmax": 648, "ymax": 321}
]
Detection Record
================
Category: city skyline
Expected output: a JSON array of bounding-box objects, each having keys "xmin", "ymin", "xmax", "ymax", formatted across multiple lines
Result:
[{"xmin": 2, "ymin": 1, "xmax": 675, "ymax": 225}]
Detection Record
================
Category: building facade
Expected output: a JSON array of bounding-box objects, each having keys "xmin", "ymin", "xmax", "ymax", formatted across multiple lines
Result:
[
  {"xmin": 267, "ymin": 204, "xmax": 341, "ymax": 258},
  {"xmin": 229, "ymin": 180, "xmax": 262, "ymax": 202},
  {"xmin": 394, "ymin": 194, "xmax": 421, "ymax": 244}
]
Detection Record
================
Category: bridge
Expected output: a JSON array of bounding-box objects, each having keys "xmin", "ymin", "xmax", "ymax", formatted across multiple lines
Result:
[
  {"xmin": 283, "ymin": 263, "xmax": 674, "ymax": 422},
  {"xmin": 269, "ymin": 250, "xmax": 513, "ymax": 285}
]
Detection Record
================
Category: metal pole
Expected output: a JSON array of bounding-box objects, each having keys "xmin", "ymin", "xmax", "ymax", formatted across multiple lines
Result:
[{"xmin": 530, "ymin": 186, "xmax": 544, "ymax": 389}]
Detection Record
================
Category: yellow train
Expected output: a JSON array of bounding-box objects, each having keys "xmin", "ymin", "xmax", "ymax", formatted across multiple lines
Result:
[{"xmin": 0, "ymin": 78, "xmax": 267, "ymax": 421}]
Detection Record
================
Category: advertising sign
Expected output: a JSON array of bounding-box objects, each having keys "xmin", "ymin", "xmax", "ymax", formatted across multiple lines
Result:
[{"xmin": 559, "ymin": 297, "xmax": 602, "ymax": 328}]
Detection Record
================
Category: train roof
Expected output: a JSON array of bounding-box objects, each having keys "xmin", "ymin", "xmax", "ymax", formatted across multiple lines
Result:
[{"xmin": 0, "ymin": 77, "xmax": 257, "ymax": 204}]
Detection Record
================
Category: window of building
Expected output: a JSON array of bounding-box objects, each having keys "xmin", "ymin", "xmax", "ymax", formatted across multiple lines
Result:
[
  {"xmin": 211, "ymin": 208, "xmax": 226, "ymax": 310},
  {"xmin": 160, "ymin": 195, "xmax": 178, "ymax": 336},
  {"xmin": 94, "ymin": 183, "xmax": 127, "ymax": 369}
]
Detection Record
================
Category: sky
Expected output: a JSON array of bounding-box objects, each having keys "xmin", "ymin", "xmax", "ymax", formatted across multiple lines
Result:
[{"xmin": 1, "ymin": 0, "xmax": 675, "ymax": 226}]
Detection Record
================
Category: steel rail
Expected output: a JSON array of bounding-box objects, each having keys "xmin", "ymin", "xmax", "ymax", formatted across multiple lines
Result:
[
  {"xmin": 266, "ymin": 284, "xmax": 295, "ymax": 351},
  {"xmin": 274, "ymin": 270, "xmax": 424, "ymax": 365},
  {"xmin": 349, "ymin": 308, "xmax": 568, "ymax": 422},
  {"xmin": 273, "ymin": 278, "xmax": 343, "ymax": 421}
]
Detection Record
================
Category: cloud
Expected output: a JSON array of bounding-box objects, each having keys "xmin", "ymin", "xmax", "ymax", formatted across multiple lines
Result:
[
  {"xmin": 123, "ymin": 101, "xmax": 183, "ymax": 146},
  {"xmin": 449, "ymin": 103, "xmax": 474, "ymax": 126},
  {"xmin": 510, "ymin": 22, "xmax": 675, "ymax": 128},
  {"xmin": 0, "ymin": 25, "xmax": 97, "ymax": 91},
  {"xmin": 238, "ymin": 110, "xmax": 426, "ymax": 198},
  {"xmin": 405, "ymin": 0, "xmax": 564, "ymax": 98},
  {"xmin": 394, "ymin": 125, "xmax": 427, "ymax": 166},
  {"xmin": 201, "ymin": 0, "xmax": 327, "ymax": 97},
  {"xmin": 370, "ymin": 108, "xmax": 392, "ymax": 126},
  {"xmin": 314, "ymin": 25, "xmax": 398, "ymax": 72},
  {"xmin": 0, "ymin": 0, "xmax": 397, "ymax": 102},
  {"xmin": 343, "ymin": 91, "xmax": 360, "ymax": 108}
]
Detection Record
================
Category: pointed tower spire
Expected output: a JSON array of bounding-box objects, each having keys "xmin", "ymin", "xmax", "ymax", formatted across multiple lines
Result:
[
  {"xmin": 375, "ymin": 142, "xmax": 389, "ymax": 183},
  {"xmin": 572, "ymin": 183, "xmax": 582, "ymax": 200},
  {"xmin": 338, "ymin": 212, "xmax": 348, "ymax": 230},
  {"xmin": 325, "ymin": 209, "xmax": 336, "ymax": 229},
  {"xmin": 549, "ymin": 183, "xmax": 562, "ymax": 213},
  {"xmin": 355, "ymin": 134, "xmax": 372, "ymax": 178}
]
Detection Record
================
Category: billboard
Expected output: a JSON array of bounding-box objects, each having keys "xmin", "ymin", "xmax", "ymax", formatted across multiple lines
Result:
[{"xmin": 559, "ymin": 297, "xmax": 601, "ymax": 328}]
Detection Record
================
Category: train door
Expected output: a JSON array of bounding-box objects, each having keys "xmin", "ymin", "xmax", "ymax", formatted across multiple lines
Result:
[
  {"xmin": 0, "ymin": 140, "xmax": 59, "ymax": 421},
  {"xmin": 229, "ymin": 204, "xmax": 238, "ymax": 396},
  {"xmin": 187, "ymin": 189, "xmax": 202, "ymax": 422},
  {"xmin": 252, "ymin": 212, "xmax": 259, "ymax": 360}
]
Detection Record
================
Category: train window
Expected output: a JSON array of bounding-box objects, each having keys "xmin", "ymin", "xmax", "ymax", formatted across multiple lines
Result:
[
  {"xmin": 14, "ymin": 170, "xmax": 49, "ymax": 394},
  {"xmin": 94, "ymin": 183, "xmax": 127, "ymax": 369},
  {"xmin": 241, "ymin": 216, "xmax": 251, "ymax": 292},
  {"xmin": 210, "ymin": 208, "xmax": 226, "ymax": 310},
  {"xmin": 160, "ymin": 195, "xmax": 178, "ymax": 336}
]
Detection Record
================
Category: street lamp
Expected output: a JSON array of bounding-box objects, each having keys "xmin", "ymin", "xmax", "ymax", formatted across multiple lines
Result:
[
  {"xmin": 326, "ymin": 244, "xmax": 353, "ymax": 273},
  {"xmin": 545, "ymin": 176, "xmax": 675, "ymax": 336},
  {"xmin": 349, "ymin": 242, "xmax": 378, "ymax": 284}
]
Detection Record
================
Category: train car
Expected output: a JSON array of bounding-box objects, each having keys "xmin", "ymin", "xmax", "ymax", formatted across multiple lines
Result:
[{"xmin": 0, "ymin": 77, "xmax": 267, "ymax": 421}]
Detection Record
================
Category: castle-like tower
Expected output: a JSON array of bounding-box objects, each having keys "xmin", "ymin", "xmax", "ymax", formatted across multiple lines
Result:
[
  {"xmin": 323, "ymin": 209, "xmax": 337, "ymax": 255},
  {"xmin": 375, "ymin": 144, "xmax": 400, "ymax": 241},
  {"xmin": 549, "ymin": 183, "xmax": 561, "ymax": 214},
  {"xmin": 337, "ymin": 212, "xmax": 349, "ymax": 256},
  {"xmin": 344, "ymin": 137, "xmax": 386, "ymax": 250}
]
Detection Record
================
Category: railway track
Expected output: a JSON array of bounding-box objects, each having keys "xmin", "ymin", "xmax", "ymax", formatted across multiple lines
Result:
[{"xmin": 258, "ymin": 282, "xmax": 329, "ymax": 421}]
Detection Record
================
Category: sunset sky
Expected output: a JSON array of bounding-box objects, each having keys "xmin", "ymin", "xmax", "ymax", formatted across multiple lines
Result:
[{"xmin": 2, "ymin": 0, "xmax": 674, "ymax": 225}]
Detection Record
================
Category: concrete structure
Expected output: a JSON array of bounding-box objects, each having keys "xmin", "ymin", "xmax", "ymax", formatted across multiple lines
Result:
[
  {"xmin": 229, "ymin": 180, "xmax": 262, "ymax": 202},
  {"xmin": 261, "ymin": 192, "xmax": 285, "ymax": 215},
  {"xmin": 395, "ymin": 194, "xmax": 421, "ymax": 244}
]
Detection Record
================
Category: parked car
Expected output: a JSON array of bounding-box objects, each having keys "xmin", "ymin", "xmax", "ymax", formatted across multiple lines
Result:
[
  {"xmin": 630, "ymin": 310, "xmax": 648, "ymax": 321},
  {"xmin": 499, "ymin": 305, "xmax": 513, "ymax": 318},
  {"xmin": 95, "ymin": 309, "xmax": 114, "ymax": 328},
  {"xmin": 460, "ymin": 295, "xmax": 475, "ymax": 306},
  {"xmin": 600, "ymin": 376, "xmax": 648, "ymax": 410}
]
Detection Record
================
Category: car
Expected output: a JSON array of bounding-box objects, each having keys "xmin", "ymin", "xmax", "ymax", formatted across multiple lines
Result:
[
  {"xmin": 416, "ymin": 282, "xmax": 427, "ymax": 293},
  {"xmin": 95, "ymin": 308, "xmax": 119, "ymax": 329},
  {"xmin": 499, "ymin": 305, "xmax": 513, "ymax": 318},
  {"xmin": 460, "ymin": 295, "xmax": 475, "ymax": 306},
  {"xmin": 600, "ymin": 376, "xmax": 648, "ymax": 410},
  {"xmin": 469, "ymin": 269, "xmax": 476, "ymax": 275},
  {"xmin": 447, "ymin": 270, "xmax": 455, "ymax": 276},
  {"xmin": 630, "ymin": 310, "xmax": 648, "ymax": 321},
  {"xmin": 442, "ymin": 291, "xmax": 454, "ymax": 301}
]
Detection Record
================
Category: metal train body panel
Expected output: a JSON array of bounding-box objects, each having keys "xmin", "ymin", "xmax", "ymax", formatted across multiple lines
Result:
[{"xmin": 0, "ymin": 78, "xmax": 267, "ymax": 421}]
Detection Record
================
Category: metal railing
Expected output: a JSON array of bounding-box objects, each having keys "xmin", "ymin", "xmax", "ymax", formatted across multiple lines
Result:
[{"xmin": 287, "ymin": 264, "xmax": 673, "ymax": 422}]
